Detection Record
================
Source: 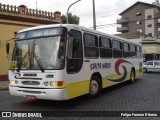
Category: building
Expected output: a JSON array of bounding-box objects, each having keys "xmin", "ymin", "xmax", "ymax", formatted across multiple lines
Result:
[
  {"xmin": 0, "ymin": 3, "xmax": 61, "ymax": 81},
  {"xmin": 116, "ymin": 1, "xmax": 160, "ymax": 61}
]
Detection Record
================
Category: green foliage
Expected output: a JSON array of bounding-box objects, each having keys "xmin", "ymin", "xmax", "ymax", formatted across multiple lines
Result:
[{"xmin": 61, "ymin": 12, "xmax": 80, "ymax": 24}]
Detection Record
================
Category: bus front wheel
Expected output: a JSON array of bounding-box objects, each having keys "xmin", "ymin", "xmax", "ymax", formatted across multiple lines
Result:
[{"xmin": 88, "ymin": 76, "xmax": 101, "ymax": 98}]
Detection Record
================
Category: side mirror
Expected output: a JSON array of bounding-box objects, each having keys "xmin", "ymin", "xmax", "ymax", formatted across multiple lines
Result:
[{"xmin": 6, "ymin": 43, "xmax": 10, "ymax": 54}]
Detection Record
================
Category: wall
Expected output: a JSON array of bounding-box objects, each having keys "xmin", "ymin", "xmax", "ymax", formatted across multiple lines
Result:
[{"xmin": 0, "ymin": 3, "xmax": 61, "ymax": 80}]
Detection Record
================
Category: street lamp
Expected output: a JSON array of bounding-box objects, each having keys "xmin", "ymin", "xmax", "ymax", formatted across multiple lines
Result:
[{"xmin": 66, "ymin": 0, "xmax": 81, "ymax": 24}]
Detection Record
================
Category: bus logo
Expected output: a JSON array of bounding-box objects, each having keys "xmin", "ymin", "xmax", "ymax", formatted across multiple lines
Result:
[
  {"xmin": 14, "ymin": 73, "xmax": 21, "ymax": 79},
  {"xmin": 107, "ymin": 59, "xmax": 132, "ymax": 82}
]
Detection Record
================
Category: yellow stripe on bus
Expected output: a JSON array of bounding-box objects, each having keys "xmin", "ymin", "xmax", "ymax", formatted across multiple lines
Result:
[
  {"xmin": 65, "ymin": 69, "xmax": 143, "ymax": 99},
  {"xmin": 65, "ymin": 80, "xmax": 90, "ymax": 99}
]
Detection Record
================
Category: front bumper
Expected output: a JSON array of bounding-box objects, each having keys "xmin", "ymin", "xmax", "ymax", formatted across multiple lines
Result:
[{"xmin": 9, "ymin": 86, "xmax": 67, "ymax": 100}]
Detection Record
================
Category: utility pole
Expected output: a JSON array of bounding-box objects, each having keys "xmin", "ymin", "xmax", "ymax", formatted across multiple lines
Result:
[
  {"xmin": 36, "ymin": 1, "xmax": 38, "ymax": 10},
  {"xmin": 92, "ymin": 0, "xmax": 96, "ymax": 30},
  {"xmin": 66, "ymin": 0, "xmax": 81, "ymax": 24}
]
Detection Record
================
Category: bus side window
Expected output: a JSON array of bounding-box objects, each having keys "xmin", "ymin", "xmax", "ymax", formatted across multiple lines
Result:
[
  {"xmin": 67, "ymin": 30, "xmax": 83, "ymax": 73},
  {"xmin": 84, "ymin": 33, "xmax": 99, "ymax": 58},
  {"xmin": 136, "ymin": 46, "xmax": 141, "ymax": 58},
  {"xmin": 130, "ymin": 44, "xmax": 136, "ymax": 58},
  {"xmin": 122, "ymin": 42, "xmax": 130, "ymax": 58},
  {"xmin": 99, "ymin": 37, "xmax": 112, "ymax": 58},
  {"xmin": 112, "ymin": 40, "xmax": 122, "ymax": 58}
]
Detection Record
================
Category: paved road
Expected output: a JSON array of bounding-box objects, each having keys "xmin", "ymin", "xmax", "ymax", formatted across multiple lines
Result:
[{"xmin": 1, "ymin": 72, "xmax": 160, "ymax": 120}]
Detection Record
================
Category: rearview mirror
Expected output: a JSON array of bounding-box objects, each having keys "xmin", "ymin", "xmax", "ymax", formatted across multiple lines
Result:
[{"xmin": 6, "ymin": 43, "xmax": 10, "ymax": 54}]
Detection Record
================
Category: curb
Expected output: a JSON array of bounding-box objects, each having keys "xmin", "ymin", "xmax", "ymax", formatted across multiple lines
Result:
[{"xmin": 0, "ymin": 85, "xmax": 9, "ymax": 91}]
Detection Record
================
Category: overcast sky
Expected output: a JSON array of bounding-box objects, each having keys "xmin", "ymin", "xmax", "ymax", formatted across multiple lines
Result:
[{"xmin": 0, "ymin": 0, "xmax": 156, "ymax": 34}]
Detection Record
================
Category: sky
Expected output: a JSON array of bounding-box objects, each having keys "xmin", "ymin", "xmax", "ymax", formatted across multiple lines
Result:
[{"xmin": 0, "ymin": 0, "xmax": 156, "ymax": 34}]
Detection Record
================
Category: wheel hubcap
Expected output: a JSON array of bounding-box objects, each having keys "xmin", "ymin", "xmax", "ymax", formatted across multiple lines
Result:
[{"xmin": 90, "ymin": 80, "xmax": 98, "ymax": 94}]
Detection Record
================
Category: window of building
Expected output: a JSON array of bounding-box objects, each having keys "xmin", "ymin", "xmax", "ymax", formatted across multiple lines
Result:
[
  {"xmin": 99, "ymin": 37, "xmax": 112, "ymax": 58},
  {"xmin": 157, "ymin": 23, "xmax": 160, "ymax": 29},
  {"xmin": 147, "ymin": 15, "xmax": 152, "ymax": 20},
  {"xmin": 137, "ymin": 29, "xmax": 142, "ymax": 33},
  {"xmin": 147, "ymin": 24, "xmax": 152, "ymax": 27},
  {"xmin": 136, "ymin": 12, "xmax": 142, "ymax": 16},
  {"xmin": 148, "ymin": 33, "xmax": 152, "ymax": 37},
  {"xmin": 136, "ymin": 20, "xmax": 142, "ymax": 25}
]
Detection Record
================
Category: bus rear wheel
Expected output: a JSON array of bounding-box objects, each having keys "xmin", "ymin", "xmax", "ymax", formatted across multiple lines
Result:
[
  {"xmin": 88, "ymin": 76, "xmax": 101, "ymax": 98},
  {"xmin": 130, "ymin": 69, "xmax": 135, "ymax": 83}
]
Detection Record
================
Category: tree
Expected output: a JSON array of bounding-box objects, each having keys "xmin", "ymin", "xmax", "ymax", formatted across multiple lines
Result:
[{"xmin": 61, "ymin": 12, "xmax": 80, "ymax": 25}]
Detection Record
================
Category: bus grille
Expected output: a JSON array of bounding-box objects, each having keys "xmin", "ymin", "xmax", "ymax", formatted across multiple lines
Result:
[
  {"xmin": 22, "ymin": 81, "xmax": 40, "ymax": 85},
  {"xmin": 23, "ymin": 74, "xmax": 37, "ymax": 77},
  {"xmin": 18, "ymin": 90, "xmax": 43, "ymax": 94}
]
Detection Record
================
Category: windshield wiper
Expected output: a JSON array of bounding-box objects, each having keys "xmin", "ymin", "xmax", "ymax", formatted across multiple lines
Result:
[{"xmin": 34, "ymin": 53, "xmax": 45, "ymax": 72}]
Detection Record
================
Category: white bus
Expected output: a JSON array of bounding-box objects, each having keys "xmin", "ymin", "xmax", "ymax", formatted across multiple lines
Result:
[{"xmin": 8, "ymin": 24, "xmax": 143, "ymax": 100}]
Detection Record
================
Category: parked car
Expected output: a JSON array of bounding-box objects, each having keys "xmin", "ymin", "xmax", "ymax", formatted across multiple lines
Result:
[{"xmin": 143, "ymin": 60, "xmax": 160, "ymax": 73}]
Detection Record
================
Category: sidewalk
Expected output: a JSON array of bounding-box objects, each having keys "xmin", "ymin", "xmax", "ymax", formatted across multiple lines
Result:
[{"xmin": 0, "ymin": 80, "xmax": 9, "ymax": 91}]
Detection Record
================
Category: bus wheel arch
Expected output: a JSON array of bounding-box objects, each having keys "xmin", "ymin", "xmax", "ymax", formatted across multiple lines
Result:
[
  {"xmin": 88, "ymin": 73, "xmax": 102, "ymax": 98},
  {"xmin": 130, "ymin": 67, "xmax": 135, "ymax": 83}
]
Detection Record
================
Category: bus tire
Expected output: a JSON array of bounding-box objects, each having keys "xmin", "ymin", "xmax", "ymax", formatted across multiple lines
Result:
[
  {"xmin": 130, "ymin": 69, "xmax": 135, "ymax": 83},
  {"xmin": 88, "ymin": 76, "xmax": 101, "ymax": 98}
]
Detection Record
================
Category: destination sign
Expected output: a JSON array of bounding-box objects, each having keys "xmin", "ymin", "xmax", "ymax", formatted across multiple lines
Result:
[{"xmin": 16, "ymin": 28, "xmax": 62, "ymax": 39}]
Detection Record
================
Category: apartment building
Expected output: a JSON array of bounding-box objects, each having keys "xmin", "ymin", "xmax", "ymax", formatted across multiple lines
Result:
[
  {"xmin": 117, "ymin": 1, "xmax": 160, "ymax": 38},
  {"xmin": 117, "ymin": 1, "xmax": 160, "ymax": 61}
]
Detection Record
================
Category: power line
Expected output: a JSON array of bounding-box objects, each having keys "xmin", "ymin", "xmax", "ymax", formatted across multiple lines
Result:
[{"xmin": 90, "ymin": 16, "xmax": 160, "ymax": 29}]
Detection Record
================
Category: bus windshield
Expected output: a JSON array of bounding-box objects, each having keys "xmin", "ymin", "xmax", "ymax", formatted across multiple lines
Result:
[{"xmin": 12, "ymin": 36, "xmax": 66, "ymax": 71}]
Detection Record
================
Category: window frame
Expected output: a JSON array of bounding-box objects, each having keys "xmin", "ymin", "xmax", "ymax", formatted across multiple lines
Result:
[
  {"xmin": 136, "ymin": 12, "xmax": 142, "ymax": 16},
  {"xmin": 130, "ymin": 44, "xmax": 137, "ymax": 58},
  {"xmin": 99, "ymin": 36, "xmax": 112, "ymax": 58},
  {"xmin": 112, "ymin": 39, "xmax": 122, "ymax": 58},
  {"xmin": 67, "ymin": 29, "xmax": 83, "ymax": 74},
  {"xmin": 122, "ymin": 42, "xmax": 130, "ymax": 58},
  {"xmin": 83, "ymin": 33, "xmax": 99, "ymax": 59}
]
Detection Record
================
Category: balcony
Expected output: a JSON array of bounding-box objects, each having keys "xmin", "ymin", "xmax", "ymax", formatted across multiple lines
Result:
[
  {"xmin": 117, "ymin": 17, "xmax": 129, "ymax": 24},
  {"xmin": 117, "ymin": 26, "xmax": 129, "ymax": 32}
]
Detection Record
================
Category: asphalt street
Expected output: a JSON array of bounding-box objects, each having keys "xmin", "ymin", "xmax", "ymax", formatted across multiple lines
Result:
[{"xmin": 1, "ymin": 72, "xmax": 160, "ymax": 120}]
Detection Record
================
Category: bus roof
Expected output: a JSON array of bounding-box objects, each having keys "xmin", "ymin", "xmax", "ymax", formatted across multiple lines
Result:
[{"xmin": 17, "ymin": 24, "xmax": 142, "ymax": 46}]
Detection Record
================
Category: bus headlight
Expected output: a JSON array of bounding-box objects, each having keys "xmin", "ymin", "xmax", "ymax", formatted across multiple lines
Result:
[
  {"xmin": 9, "ymin": 80, "xmax": 15, "ymax": 85},
  {"xmin": 50, "ymin": 81, "xmax": 56, "ymax": 86},
  {"xmin": 50, "ymin": 81, "xmax": 64, "ymax": 87}
]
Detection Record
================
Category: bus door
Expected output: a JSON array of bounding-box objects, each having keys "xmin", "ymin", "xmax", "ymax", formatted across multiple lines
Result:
[{"xmin": 66, "ymin": 30, "xmax": 86, "ymax": 98}]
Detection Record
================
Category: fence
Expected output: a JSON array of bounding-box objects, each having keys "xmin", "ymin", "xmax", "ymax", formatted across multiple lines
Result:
[{"xmin": 0, "ymin": 3, "xmax": 58, "ymax": 20}]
